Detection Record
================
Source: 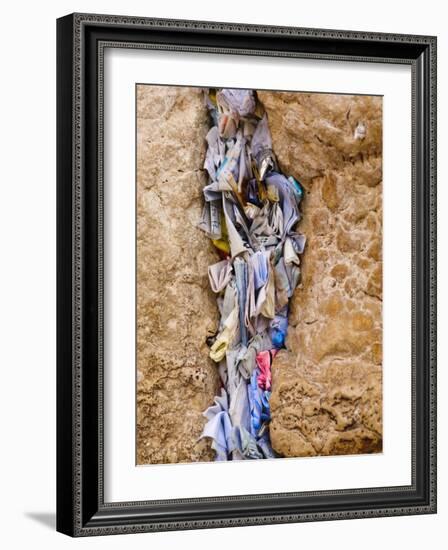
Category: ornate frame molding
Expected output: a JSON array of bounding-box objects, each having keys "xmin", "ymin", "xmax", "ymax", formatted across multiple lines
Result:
[{"xmin": 57, "ymin": 13, "xmax": 437, "ymax": 536}]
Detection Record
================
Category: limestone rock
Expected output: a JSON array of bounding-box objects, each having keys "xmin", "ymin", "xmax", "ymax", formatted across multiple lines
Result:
[
  {"xmin": 258, "ymin": 91, "xmax": 383, "ymax": 457},
  {"xmin": 136, "ymin": 85, "xmax": 220, "ymax": 464},
  {"xmin": 136, "ymin": 87, "xmax": 383, "ymax": 464}
]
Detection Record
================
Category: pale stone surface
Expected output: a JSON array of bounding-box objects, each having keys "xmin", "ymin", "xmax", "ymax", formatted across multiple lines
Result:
[
  {"xmin": 136, "ymin": 85, "xmax": 220, "ymax": 464},
  {"xmin": 258, "ymin": 91, "xmax": 383, "ymax": 457},
  {"xmin": 136, "ymin": 87, "xmax": 383, "ymax": 464}
]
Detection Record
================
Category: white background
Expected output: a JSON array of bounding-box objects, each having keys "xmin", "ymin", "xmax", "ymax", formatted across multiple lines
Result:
[
  {"xmin": 105, "ymin": 50, "xmax": 412, "ymax": 501},
  {"xmin": 0, "ymin": 1, "xmax": 445, "ymax": 549}
]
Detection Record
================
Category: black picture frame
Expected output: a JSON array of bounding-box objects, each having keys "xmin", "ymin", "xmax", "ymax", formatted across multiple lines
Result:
[{"xmin": 56, "ymin": 13, "xmax": 437, "ymax": 537}]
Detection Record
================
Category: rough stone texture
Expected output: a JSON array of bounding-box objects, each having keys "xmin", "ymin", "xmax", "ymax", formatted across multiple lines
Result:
[
  {"xmin": 258, "ymin": 91, "xmax": 383, "ymax": 457},
  {"xmin": 136, "ymin": 85, "xmax": 220, "ymax": 464},
  {"xmin": 137, "ymin": 87, "xmax": 383, "ymax": 464}
]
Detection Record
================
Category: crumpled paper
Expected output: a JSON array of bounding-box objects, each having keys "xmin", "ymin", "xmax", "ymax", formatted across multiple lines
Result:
[{"xmin": 199, "ymin": 88, "xmax": 306, "ymax": 460}]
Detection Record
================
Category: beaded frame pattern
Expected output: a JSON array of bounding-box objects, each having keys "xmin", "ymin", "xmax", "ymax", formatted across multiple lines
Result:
[{"xmin": 67, "ymin": 13, "xmax": 436, "ymax": 536}]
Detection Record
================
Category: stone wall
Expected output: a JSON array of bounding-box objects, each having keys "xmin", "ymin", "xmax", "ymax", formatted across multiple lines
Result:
[
  {"xmin": 258, "ymin": 91, "xmax": 383, "ymax": 456},
  {"xmin": 136, "ymin": 85, "xmax": 220, "ymax": 464},
  {"xmin": 136, "ymin": 86, "xmax": 383, "ymax": 463}
]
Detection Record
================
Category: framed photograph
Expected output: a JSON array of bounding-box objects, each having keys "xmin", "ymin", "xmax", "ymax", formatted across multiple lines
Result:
[{"xmin": 56, "ymin": 13, "xmax": 437, "ymax": 536}]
